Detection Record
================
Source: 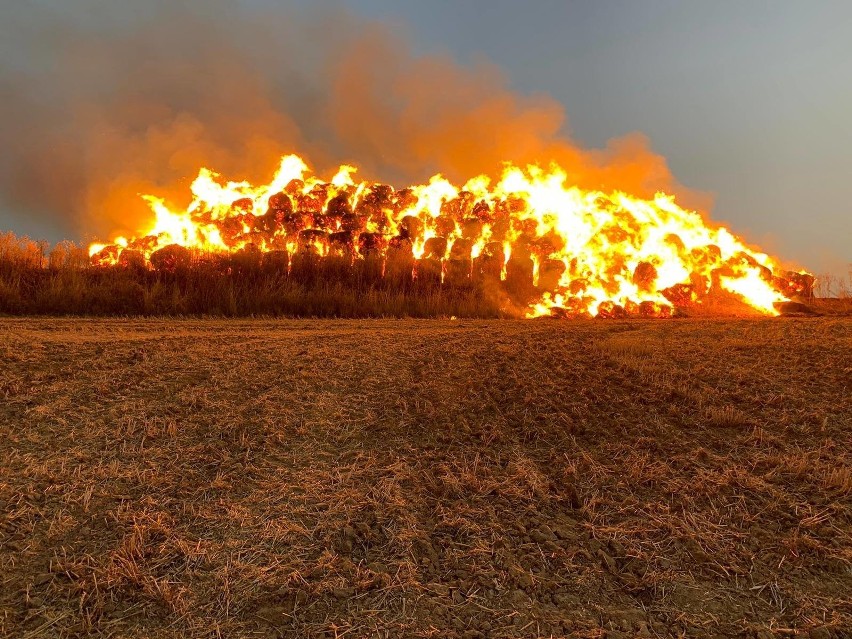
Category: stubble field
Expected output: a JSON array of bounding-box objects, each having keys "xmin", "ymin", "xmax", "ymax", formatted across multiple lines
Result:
[{"xmin": 0, "ymin": 317, "xmax": 850, "ymax": 639}]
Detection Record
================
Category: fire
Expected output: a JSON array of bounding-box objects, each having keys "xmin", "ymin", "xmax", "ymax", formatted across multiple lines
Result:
[{"xmin": 89, "ymin": 154, "xmax": 813, "ymax": 317}]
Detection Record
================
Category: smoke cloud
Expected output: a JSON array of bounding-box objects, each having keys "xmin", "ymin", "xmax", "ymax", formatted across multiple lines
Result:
[{"xmin": 0, "ymin": 0, "xmax": 707, "ymax": 241}]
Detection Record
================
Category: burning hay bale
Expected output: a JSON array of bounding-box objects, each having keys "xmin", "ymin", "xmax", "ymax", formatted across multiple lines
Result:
[
  {"xmin": 597, "ymin": 301, "xmax": 628, "ymax": 319},
  {"xmin": 505, "ymin": 243, "xmax": 535, "ymax": 300},
  {"xmin": 328, "ymin": 231, "xmax": 355, "ymax": 258},
  {"xmin": 358, "ymin": 232, "xmax": 385, "ymax": 258},
  {"xmin": 632, "ymin": 261, "xmax": 658, "ymax": 294},
  {"xmin": 385, "ymin": 236, "xmax": 415, "ymax": 287},
  {"xmin": 415, "ymin": 256, "xmax": 443, "ymax": 286},
  {"xmin": 445, "ymin": 238, "xmax": 473, "ymax": 287},
  {"xmin": 150, "ymin": 244, "xmax": 191, "ymax": 273},
  {"xmin": 86, "ymin": 154, "xmax": 811, "ymax": 318},
  {"xmin": 90, "ymin": 244, "xmax": 121, "ymax": 267},
  {"xmin": 117, "ymin": 249, "xmax": 146, "ymax": 271},
  {"xmin": 474, "ymin": 242, "xmax": 505, "ymax": 285},
  {"xmin": 267, "ymin": 191, "xmax": 292, "ymax": 212},
  {"xmin": 661, "ymin": 283, "xmax": 695, "ymax": 307},
  {"xmin": 538, "ymin": 258, "xmax": 566, "ymax": 292},
  {"xmin": 298, "ymin": 229, "xmax": 328, "ymax": 255},
  {"xmin": 776, "ymin": 271, "xmax": 815, "ymax": 300}
]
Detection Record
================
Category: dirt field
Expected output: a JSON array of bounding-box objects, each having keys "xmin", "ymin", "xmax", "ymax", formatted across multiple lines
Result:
[{"xmin": 1, "ymin": 318, "xmax": 850, "ymax": 639}]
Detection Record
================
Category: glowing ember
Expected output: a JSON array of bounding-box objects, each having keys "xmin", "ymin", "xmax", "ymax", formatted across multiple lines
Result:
[{"xmin": 89, "ymin": 154, "xmax": 812, "ymax": 317}]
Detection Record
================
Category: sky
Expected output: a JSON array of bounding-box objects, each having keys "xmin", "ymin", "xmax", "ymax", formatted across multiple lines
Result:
[
  {"xmin": 329, "ymin": 0, "xmax": 852, "ymax": 274},
  {"xmin": 1, "ymin": 0, "xmax": 850, "ymax": 274}
]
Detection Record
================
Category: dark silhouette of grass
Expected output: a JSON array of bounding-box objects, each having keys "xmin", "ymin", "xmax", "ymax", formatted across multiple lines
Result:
[
  {"xmin": 0, "ymin": 232, "xmax": 510, "ymax": 317},
  {"xmin": 5, "ymin": 231, "xmax": 844, "ymax": 318}
]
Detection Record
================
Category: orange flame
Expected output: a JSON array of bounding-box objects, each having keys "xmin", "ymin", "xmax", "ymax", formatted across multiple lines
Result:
[{"xmin": 89, "ymin": 154, "xmax": 812, "ymax": 317}]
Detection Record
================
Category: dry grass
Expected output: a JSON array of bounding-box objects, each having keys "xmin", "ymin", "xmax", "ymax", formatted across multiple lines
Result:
[{"xmin": 0, "ymin": 317, "xmax": 850, "ymax": 638}]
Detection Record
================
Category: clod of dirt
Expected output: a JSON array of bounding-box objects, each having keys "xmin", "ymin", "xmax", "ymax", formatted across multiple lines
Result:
[{"xmin": 597, "ymin": 549, "xmax": 618, "ymax": 572}]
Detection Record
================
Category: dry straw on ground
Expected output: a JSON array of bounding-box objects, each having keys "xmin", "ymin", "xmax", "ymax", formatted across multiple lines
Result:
[{"xmin": 0, "ymin": 317, "xmax": 850, "ymax": 638}]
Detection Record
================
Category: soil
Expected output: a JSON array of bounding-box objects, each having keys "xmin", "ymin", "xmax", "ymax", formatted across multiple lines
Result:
[{"xmin": 0, "ymin": 317, "xmax": 850, "ymax": 638}]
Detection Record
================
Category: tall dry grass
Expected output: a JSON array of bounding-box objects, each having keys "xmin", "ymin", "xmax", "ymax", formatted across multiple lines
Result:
[{"xmin": 0, "ymin": 232, "xmax": 508, "ymax": 317}]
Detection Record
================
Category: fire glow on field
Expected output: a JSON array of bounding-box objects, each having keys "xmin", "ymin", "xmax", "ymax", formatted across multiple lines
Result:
[{"xmin": 89, "ymin": 154, "xmax": 813, "ymax": 318}]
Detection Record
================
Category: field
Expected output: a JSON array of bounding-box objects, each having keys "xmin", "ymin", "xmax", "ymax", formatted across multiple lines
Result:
[{"xmin": 1, "ymin": 317, "xmax": 850, "ymax": 639}]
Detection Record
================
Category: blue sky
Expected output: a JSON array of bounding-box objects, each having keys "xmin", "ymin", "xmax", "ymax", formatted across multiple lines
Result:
[{"xmin": 2, "ymin": 0, "xmax": 850, "ymax": 273}]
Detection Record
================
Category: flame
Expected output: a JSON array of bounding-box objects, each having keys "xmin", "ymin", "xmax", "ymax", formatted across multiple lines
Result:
[{"xmin": 89, "ymin": 153, "xmax": 812, "ymax": 317}]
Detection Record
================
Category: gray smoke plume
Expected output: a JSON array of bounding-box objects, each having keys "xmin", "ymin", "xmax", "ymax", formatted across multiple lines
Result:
[{"xmin": 0, "ymin": 0, "xmax": 706, "ymax": 241}]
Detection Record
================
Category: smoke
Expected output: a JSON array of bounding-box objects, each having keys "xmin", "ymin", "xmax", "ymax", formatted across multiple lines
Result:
[{"xmin": 0, "ymin": 0, "xmax": 707, "ymax": 241}]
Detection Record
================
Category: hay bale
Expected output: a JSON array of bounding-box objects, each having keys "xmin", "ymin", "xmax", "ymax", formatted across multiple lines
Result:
[
  {"xmin": 531, "ymin": 232, "xmax": 565, "ymax": 258},
  {"xmin": 461, "ymin": 218, "xmax": 483, "ymax": 239},
  {"xmin": 257, "ymin": 205, "xmax": 294, "ymax": 234},
  {"xmin": 664, "ymin": 233, "xmax": 685, "ymax": 252},
  {"xmin": 760, "ymin": 264, "xmax": 774, "ymax": 282},
  {"xmin": 489, "ymin": 217, "xmax": 510, "ymax": 242},
  {"xmin": 689, "ymin": 272, "xmax": 709, "ymax": 297},
  {"xmin": 327, "ymin": 193, "xmax": 352, "ymax": 219},
  {"xmin": 357, "ymin": 185, "xmax": 393, "ymax": 224},
  {"xmin": 710, "ymin": 265, "xmax": 736, "ymax": 292},
  {"xmin": 445, "ymin": 258, "xmax": 472, "ymax": 286},
  {"xmin": 505, "ymin": 195, "xmax": 528, "ymax": 215},
  {"xmin": 296, "ymin": 192, "xmax": 323, "ymax": 218},
  {"xmin": 328, "ymin": 231, "xmax": 354, "ymax": 255},
  {"xmin": 538, "ymin": 258, "xmax": 566, "ymax": 292},
  {"xmin": 370, "ymin": 184, "xmax": 394, "ymax": 203},
  {"xmin": 399, "ymin": 215, "xmax": 423, "ymax": 240},
  {"xmin": 596, "ymin": 301, "xmax": 627, "ymax": 319},
  {"xmin": 474, "ymin": 242, "xmax": 504, "ymax": 283},
  {"xmin": 661, "ymin": 283, "xmax": 695, "ymax": 307},
  {"xmin": 231, "ymin": 197, "xmax": 254, "ymax": 213},
  {"xmin": 638, "ymin": 300, "xmax": 671, "ymax": 318},
  {"xmin": 434, "ymin": 215, "xmax": 457, "ymax": 237},
  {"xmin": 386, "ymin": 237, "xmax": 414, "ymax": 285},
  {"xmin": 284, "ymin": 178, "xmax": 305, "ymax": 194},
  {"xmin": 282, "ymin": 211, "xmax": 308, "ymax": 236},
  {"xmin": 784, "ymin": 271, "xmax": 815, "ymax": 299},
  {"xmin": 267, "ymin": 192, "xmax": 293, "ymax": 213},
  {"xmin": 549, "ymin": 299, "xmax": 593, "ymax": 318},
  {"xmin": 393, "ymin": 188, "xmax": 418, "ymax": 215},
  {"xmin": 440, "ymin": 191, "xmax": 473, "ymax": 219},
  {"xmin": 358, "ymin": 232, "xmax": 386, "ymax": 257},
  {"xmin": 449, "ymin": 238, "xmax": 473, "ymax": 260},
  {"xmin": 340, "ymin": 212, "xmax": 365, "ymax": 233},
  {"xmin": 310, "ymin": 211, "xmax": 335, "ymax": 230},
  {"xmin": 691, "ymin": 244, "xmax": 722, "ymax": 268},
  {"xmin": 414, "ymin": 257, "xmax": 442, "ymax": 286},
  {"xmin": 568, "ymin": 279, "xmax": 588, "ymax": 295},
  {"xmin": 150, "ymin": 244, "xmax": 191, "ymax": 273},
  {"xmin": 298, "ymin": 229, "xmax": 328, "ymax": 254},
  {"xmin": 506, "ymin": 253, "xmax": 535, "ymax": 297},
  {"xmin": 471, "ymin": 200, "xmax": 492, "ymax": 222},
  {"xmin": 512, "ymin": 218, "xmax": 538, "ymax": 238},
  {"xmin": 218, "ymin": 216, "xmax": 249, "ymax": 247},
  {"xmin": 424, "ymin": 237, "xmax": 448, "ymax": 260},
  {"xmin": 117, "ymin": 249, "xmax": 146, "ymax": 270},
  {"xmin": 90, "ymin": 244, "xmax": 120, "ymax": 266},
  {"xmin": 387, "ymin": 235, "xmax": 413, "ymax": 258},
  {"xmin": 632, "ymin": 261, "xmax": 658, "ymax": 293}
]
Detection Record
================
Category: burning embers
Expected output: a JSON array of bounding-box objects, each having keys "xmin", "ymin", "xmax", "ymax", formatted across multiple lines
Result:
[{"xmin": 89, "ymin": 154, "xmax": 812, "ymax": 317}]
